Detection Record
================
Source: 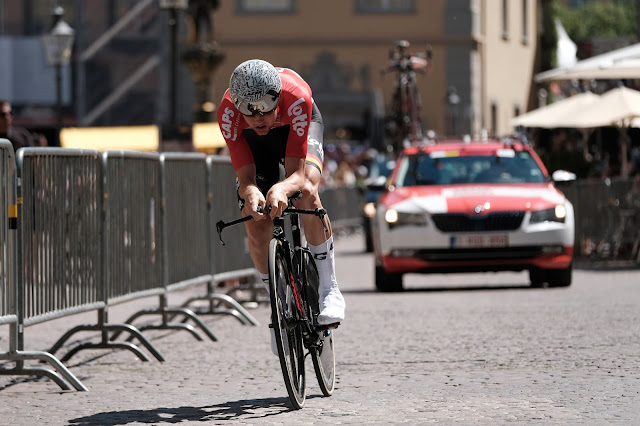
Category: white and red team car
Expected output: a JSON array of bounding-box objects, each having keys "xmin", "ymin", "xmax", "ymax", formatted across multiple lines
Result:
[{"xmin": 371, "ymin": 138, "xmax": 575, "ymax": 292}]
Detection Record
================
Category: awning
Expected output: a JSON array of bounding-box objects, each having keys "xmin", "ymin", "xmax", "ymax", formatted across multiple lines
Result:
[
  {"xmin": 511, "ymin": 92, "xmax": 600, "ymax": 128},
  {"xmin": 535, "ymin": 42, "xmax": 640, "ymax": 82},
  {"xmin": 60, "ymin": 125, "xmax": 160, "ymax": 151},
  {"xmin": 570, "ymin": 86, "xmax": 640, "ymax": 128},
  {"xmin": 192, "ymin": 122, "xmax": 226, "ymax": 152}
]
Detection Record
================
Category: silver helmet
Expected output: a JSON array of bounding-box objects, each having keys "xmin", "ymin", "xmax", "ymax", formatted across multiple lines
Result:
[{"xmin": 229, "ymin": 59, "xmax": 281, "ymax": 115}]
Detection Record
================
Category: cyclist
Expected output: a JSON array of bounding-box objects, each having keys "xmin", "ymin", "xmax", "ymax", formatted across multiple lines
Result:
[
  {"xmin": 216, "ymin": 59, "xmax": 346, "ymax": 335},
  {"xmin": 386, "ymin": 40, "xmax": 430, "ymax": 74}
]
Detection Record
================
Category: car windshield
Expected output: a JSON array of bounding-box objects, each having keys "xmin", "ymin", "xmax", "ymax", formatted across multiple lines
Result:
[{"xmin": 395, "ymin": 150, "xmax": 546, "ymax": 186}]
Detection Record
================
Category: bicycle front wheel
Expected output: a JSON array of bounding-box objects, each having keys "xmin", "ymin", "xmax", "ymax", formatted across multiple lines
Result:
[{"xmin": 268, "ymin": 238, "xmax": 306, "ymax": 409}]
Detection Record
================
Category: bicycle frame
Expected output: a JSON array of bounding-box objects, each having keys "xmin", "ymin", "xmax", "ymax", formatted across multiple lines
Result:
[
  {"xmin": 216, "ymin": 199, "xmax": 336, "ymax": 408},
  {"xmin": 216, "ymin": 202, "xmax": 328, "ymax": 336},
  {"xmin": 271, "ymin": 212, "xmax": 314, "ymax": 335}
]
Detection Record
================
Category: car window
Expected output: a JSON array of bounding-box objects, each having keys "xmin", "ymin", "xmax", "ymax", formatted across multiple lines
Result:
[{"xmin": 395, "ymin": 151, "xmax": 546, "ymax": 186}]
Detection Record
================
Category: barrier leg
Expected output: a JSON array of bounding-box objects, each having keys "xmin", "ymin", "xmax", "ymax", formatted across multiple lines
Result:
[
  {"xmin": 1, "ymin": 366, "xmax": 73, "ymax": 390},
  {"xmin": 61, "ymin": 341, "xmax": 149, "ymax": 362},
  {"xmin": 178, "ymin": 295, "xmax": 251, "ymax": 325},
  {"xmin": 108, "ymin": 310, "xmax": 150, "ymax": 341},
  {"xmin": 0, "ymin": 351, "xmax": 87, "ymax": 391},
  {"xmin": 120, "ymin": 307, "xmax": 215, "ymax": 342},
  {"xmin": 112, "ymin": 294, "xmax": 217, "ymax": 342},
  {"xmin": 48, "ymin": 323, "xmax": 165, "ymax": 362},
  {"xmin": 185, "ymin": 293, "xmax": 260, "ymax": 326},
  {"xmin": 176, "ymin": 275, "xmax": 262, "ymax": 326}
]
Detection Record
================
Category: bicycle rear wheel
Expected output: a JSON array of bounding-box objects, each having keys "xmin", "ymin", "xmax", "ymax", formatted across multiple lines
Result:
[
  {"xmin": 304, "ymin": 252, "xmax": 336, "ymax": 396},
  {"xmin": 268, "ymin": 238, "xmax": 306, "ymax": 409},
  {"xmin": 311, "ymin": 330, "xmax": 336, "ymax": 396}
]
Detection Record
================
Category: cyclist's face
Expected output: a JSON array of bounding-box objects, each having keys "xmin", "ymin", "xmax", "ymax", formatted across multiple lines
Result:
[{"xmin": 242, "ymin": 108, "xmax": 278, "ymax": 136}]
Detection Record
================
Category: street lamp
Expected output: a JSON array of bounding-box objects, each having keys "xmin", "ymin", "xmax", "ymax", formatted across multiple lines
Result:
[
  {"xmin": 42, "ymin": 6, "xmax": 75, "ymax": 140},
  {"xmin": 446, "ymin": 86, "xmax": 460, "ymax": 136},
  {"xmin": 159, "ymin": 0, "xmax": 188, "ymax": 136}
]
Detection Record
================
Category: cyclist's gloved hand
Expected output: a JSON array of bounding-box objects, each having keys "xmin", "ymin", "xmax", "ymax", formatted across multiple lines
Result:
[
  {"xmin": 244, "ymin": 186, "xmax": 267, "ymax": 220},
  {"xmin": 266, "ymin": 184, "xmax": 288, "ymax": 219}
]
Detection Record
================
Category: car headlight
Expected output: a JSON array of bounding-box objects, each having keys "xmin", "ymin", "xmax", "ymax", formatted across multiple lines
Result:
[
  {"xmin": 364, "ymin": 202, "xmax": 377, "ymax": 218},
  {"xmin": 530, "ymin": 205, "xmax": 567, "ymax": 223},
  {"xmin": 385, "ymin": 209, "xmax": 429, "ymax": 228}
]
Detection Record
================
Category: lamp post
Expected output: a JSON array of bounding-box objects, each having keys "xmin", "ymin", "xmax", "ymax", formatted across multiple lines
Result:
[
  {"xmin": 182, "ymin": 0, "xmax": 225, "ymax": 124},
  {"xmin": 42, "ymin": 6, "xmax": 75, "ymax": 142},
  {"xmin": 160, "ymin": 0, "xmax": 188, "ymax": 136},
  {"xmin": 446, "ymin": 85, "xmax": 460, "ymax": 137}
]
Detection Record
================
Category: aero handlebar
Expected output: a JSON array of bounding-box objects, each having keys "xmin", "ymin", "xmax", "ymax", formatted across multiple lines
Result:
[{"xmin": 215, "ymin": 191, "xmax": 328, "ymax": 245}]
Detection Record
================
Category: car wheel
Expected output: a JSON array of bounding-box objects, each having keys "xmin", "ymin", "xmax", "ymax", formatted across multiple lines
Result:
[
  {"xmin": 364, "ymin": 230, "xmax": 373, "ymax": 253},
  {"xmin": 529, "ymin": 267, "xmax": 547, "ymax": 288},
  {"xmin": 375, "ymin": 266, "xmax": 403, "ymax": 292},
  {"xmin": 547, "ymin": 263, "xmax": 572, "ymax": 287},
  {"xmin": 363, "ymin": 216, "xmax": 373, "ymax": 253}
]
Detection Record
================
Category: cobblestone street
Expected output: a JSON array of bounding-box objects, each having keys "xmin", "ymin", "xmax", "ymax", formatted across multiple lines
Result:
[{"xmin": 1, "ymin": 233, "xmax": 639, "ymax": 425}]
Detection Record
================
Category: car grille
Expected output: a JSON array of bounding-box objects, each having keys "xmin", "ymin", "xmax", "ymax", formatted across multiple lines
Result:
[
  {"xmin": 413, "ymin": 246, "xmax": 549, "ymax": 261},
  {"xmin": 431, "ymin": 211, "xmax": 525, "ymax": 232}
]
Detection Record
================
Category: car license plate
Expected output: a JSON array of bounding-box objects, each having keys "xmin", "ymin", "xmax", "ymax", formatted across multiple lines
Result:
[{"xmin": 450, "ymin": 234, "xmax": 508, "ymax": 248}]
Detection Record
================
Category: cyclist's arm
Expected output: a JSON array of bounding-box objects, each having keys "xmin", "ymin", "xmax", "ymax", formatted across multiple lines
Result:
[
  {"xmin": 236, "ymin": 164, "xmax": 267, "ymax": 220},
  {"xmin": 266, "ymin": 157, "xmax": 305, "ymax": 219}
]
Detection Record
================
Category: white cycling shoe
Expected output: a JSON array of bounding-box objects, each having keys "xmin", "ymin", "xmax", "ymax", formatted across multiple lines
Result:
[{"xmin": 317, "ymin": 287, "xmax": 345, "ymax": 325}]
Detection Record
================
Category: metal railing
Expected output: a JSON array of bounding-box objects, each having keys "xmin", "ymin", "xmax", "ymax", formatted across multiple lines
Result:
[
  {"xmin": 0, "ymin": 145, "xmax": 363, "ymax": 392},
  {"xmin": 562, "ymin": 177, "xmax": 640, "ymax": 266},
  {"xmin": 0, "ymin": 143, "xmax": 87, "ymax": 391},
  {"xmin": 172, "ymin": 155, "xmax": 261, "ymax": 322}
]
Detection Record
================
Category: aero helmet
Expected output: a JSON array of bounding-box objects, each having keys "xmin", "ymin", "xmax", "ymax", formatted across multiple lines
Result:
[{"xmin": 229, "ymin": 59, "xmax": 281, "ymax": 115}]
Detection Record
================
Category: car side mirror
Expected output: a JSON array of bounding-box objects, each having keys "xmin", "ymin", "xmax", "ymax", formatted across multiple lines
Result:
[{"xmin": 551, "ymin": 170, "xmax": 577, "ymax": 182}]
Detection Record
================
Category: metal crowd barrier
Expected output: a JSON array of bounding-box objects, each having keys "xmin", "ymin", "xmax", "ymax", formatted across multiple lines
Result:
[
  {"xmin": 0, "ymin": 143, "xmax": 81, "ymax": 389},
  {"xmin": 104, "ymin": 152, "xmax": 214, "ymax": 342},
  {"xmin": 43, "ymin": 150, "xmax": 164, "ymax": 364},
  {"xmin": 0, "ymin": 147, "xmax": 101, "ymax": 391},
  {"xmin": 176, "ymin": 156, "xmax": 265, "ymax": 312},
  {"xmin": 117, "ymin": 153, "xmax": 258, "ymax": 331},
  {"xmin": 0, "ymin": 145, "xmax": 367, "ymax": 392},
  {"xmin": 319, "ymin": 185, "xmax": 364, "ymax": 230},
  {"xmin": 0, "ymin": 141, "xmax": 18, "ymax": 375},
  {"xmin": 562, "ymin": 177, "xmax": 640, "ymax": 265},
  {"xmin": 162, "ymin": 154, "xmax": 259, "ymax": 324}
]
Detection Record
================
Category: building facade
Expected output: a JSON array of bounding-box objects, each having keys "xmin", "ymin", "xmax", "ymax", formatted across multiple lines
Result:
[{"xmin": 0, "ymin": 0, "xmax": 540, "ymax": 147}]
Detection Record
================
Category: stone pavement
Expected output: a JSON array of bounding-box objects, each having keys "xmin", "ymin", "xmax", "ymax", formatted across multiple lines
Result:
[{"xmin": 1, "ymin": 233, "xmax": 640, "ymax": 425}]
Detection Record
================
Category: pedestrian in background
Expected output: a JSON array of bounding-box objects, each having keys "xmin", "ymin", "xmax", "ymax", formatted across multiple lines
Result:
[{"xmin": 0, "ymin": 99, "xmax": 35, "ymax": 153}]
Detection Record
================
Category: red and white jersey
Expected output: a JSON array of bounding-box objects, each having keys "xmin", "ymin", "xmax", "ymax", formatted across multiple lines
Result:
[{"xmin": 217, "ymin": 67, "xmax": 313, "ymax": 171}]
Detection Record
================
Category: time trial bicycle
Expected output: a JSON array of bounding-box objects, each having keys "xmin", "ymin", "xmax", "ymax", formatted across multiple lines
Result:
[{"xmin": 216, "ymin": 192, "xmax": 337, "ymax": 409}]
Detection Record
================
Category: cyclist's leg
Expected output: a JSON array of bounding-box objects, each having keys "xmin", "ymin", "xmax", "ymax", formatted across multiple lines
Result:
[
  {"xmin": 298, "ymin": 108, "xmax": 332, "ymax": 245},
  {"xmin": 295, "ymin": 119, "xmax": 345, "ymax": 325},
  {"xmin": 236, "ymin": 178, "xmax": 274, "ymax": 274},
  {"xmin": 244, "ymin": 218, "xmax": 272, "ymax": 274},
  {"xmin": 237, "ymin": 186, "xmax": 277, "ymax": 353}
]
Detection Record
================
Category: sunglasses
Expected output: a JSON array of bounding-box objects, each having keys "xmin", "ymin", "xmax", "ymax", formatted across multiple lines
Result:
[
  {"xmin": 242, "ymin": 105, "xmax": 277, "ymax": 117},
  {"xmin": 234, "ymin": 90, "xmax": 280, "ymax": 116},
  {"xmin": 0, "ymin": 111, "xmax": 11, "ymax": 117}
]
